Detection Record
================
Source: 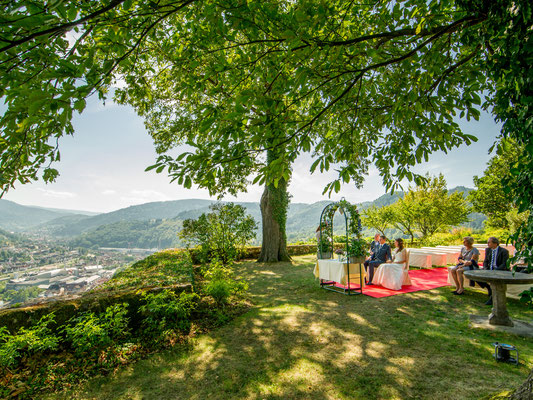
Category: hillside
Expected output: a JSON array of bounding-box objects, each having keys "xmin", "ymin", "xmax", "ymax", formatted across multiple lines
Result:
[
  {"xmin": 37, "ymin": 199, "xmax": 216, "ymax": 237},
  {"xmin": 4, "ymin": 187, "xmax": 485, "ymax": 248},
  {"xmin": 0, "ymin": 228, "xmax": 22, "ymax": 246},
  {"xmin": 69, "ymin": 219, "xmax": 183, "ymax": 249},
  {"xmin": 0, "ymin": 199, "xmax": 86, "ymax": 232}
]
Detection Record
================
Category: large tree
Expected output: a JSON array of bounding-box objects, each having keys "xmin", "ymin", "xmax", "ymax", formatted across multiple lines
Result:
[
  {"xmin": 0, "ymin": 0, "xmax": 528, "ymax": 265},
  {"xmin": 469, "ymin": 139, "xmax": 526, "ymax": 229},
  {"xmin": 113, "ymin": 0, "xmax": 489, "ymax": 260},
  {"xmin": 405, "ymin": 174, "xmax": 470, "ymax": 239}
]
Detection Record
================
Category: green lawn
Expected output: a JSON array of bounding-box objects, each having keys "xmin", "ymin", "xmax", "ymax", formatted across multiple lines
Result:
[{"xmin": 45, "ymin": 255, "xmax": 533, "ymax": 399}]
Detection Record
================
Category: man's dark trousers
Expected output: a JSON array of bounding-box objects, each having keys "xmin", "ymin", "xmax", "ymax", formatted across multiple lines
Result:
[{"xmin": 365, "ymin": 243, "xmax": 391, "ymax": 284}]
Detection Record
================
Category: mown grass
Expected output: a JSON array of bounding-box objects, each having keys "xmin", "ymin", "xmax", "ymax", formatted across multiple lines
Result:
[{"xmin": 44, "ymin": 255, "xmax": 533, "ymax": 399}]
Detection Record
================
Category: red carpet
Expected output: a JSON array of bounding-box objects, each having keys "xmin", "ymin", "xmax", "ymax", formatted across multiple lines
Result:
[{"xmin": 333, "ymin": 267, "xmax": 451, "ymax": 298}]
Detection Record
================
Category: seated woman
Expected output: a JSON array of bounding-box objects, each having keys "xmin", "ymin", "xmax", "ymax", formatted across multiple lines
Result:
[
  {"xmin": 449, "ymin": 236, "xmax": 480, "ymax": 295},
  {"xmin": 373, "ymin": 238, "xmax": 408, "ymax": 290}
]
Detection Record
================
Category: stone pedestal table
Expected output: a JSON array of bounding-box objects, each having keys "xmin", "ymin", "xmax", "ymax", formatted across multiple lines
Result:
[{"xmin": 464, "ymin": 270, "xmax": 533, "ymax": 327}]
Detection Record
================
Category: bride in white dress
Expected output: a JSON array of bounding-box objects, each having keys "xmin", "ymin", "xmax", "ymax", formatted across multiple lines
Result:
[{"xmin": 373, "ymin": 238, "xmax": 410, "ymax": 290}]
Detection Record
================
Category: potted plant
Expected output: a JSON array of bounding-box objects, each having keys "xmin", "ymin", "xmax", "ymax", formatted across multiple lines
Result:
[
  {"xmin": 347, "ymin": 237, "xmax": 368, "ymax": 264},
  {"xmin": 334, "ymin": 248, "xmax": 344, "ymax": 261},
  {"xmin": 317, "ymin": 237, "xmax": 332, "ymax": 259}
]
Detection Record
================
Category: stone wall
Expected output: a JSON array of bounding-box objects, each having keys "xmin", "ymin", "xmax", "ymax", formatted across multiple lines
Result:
[{"xmin": 0, "ymin": 284, "xmax": 191, "ymax": 334}]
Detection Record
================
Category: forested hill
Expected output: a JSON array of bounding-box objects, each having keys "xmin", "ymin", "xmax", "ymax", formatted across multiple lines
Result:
[
  {"xmin": 3, "ymin": 187, "xmax": 483, "ymax": 248},
  {"xmin": 35, "ymin": 199, "xmax": 216, "ymax": 237},
  {"xmin": 0, "ymin": 199, "xmax": 89, "ymax": 232},
  {"xmin": 0, "ymin": 228, "xmax": 22, "ymax": 245}
]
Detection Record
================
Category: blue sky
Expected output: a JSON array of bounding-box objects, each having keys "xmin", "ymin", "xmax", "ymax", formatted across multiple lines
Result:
[{"xmin": 4, "ymin": 96, "xmax": 501, "ymax": 213}]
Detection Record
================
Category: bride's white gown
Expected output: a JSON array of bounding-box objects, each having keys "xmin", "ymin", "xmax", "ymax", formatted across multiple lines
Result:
[{"xmin": 373, "ymin": 249, "xmax": 409, "ymax": 290}]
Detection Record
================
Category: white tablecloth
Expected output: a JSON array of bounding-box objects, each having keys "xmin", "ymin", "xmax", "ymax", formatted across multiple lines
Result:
[
  {"xmin": 408, "ymin": 251, "xmax": 448, "ymax": 267},
  {"xmin": 313, "ymin": 260, "xmax": 365, "ymax": 286},
  {"xmin": 408, "ymin": 253, "xmax": 432, "ymax": 268}
]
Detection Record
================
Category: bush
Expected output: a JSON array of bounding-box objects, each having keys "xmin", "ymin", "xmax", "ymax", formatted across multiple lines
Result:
[
  {"xmin": 0, "ymin": 314, "xmax": 59, "ymax": 368},
  {"xmin": 202, "ymin": 261, "xmax": 248, "ymax": 305},
  {"xmin": 180, "ymin": 203, "xmax": 258, "ymax": 264},
  {"xmin": 139, "ymin": 290, "xmax": 200, "ymax": 337},
  {"xmin": 64, "ymin": 303, "xmax": 130, "ymax": 355}
]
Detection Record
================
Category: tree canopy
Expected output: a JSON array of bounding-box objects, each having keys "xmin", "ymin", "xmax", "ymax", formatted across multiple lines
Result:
[
  {"xmin": 2, "ymin": 0, "xmax": 489, "ymax": 196},
  {"xmin": 469, "ymin": 139, "xmax": 525, "ymax": 229},
  {"xmin": 1, "ymin": 0, "xmax": 531, "ymax": 266}
]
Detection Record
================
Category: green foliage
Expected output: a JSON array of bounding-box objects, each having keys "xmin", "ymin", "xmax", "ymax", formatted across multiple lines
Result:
[
  {"xmin": 389, "ymin": 175, "xmax": 470, "ymax": 241},
  {"xmin": 469, "ymin": 139, "xmax": 524, "ymax": 229},
  {"xmin": 347, "ymin": 237, "xmax": 369, "ymax": 258},
  {"xmin": 204, "ymin": 280, "xmax": 233, "ymax": 306},
  {"xmin": 139, "ymin": 290, "xmax": 199, "ymax": 337},
  {"xmin": 0, "ymin": 286, "xmax": 44, "ymax": 304},
  {"xmin": 362, "ymin": 205, "xmax": 393, "ymax": 236},
  {"xmin": 519, "ymin": 288, "xmax": 533, "ymax": 308},
  {"xmin": 317, "ymin": 237, "xmax": 332, "ymax": 254},
  {"xmin": 180, "ymin": 203, "xmax": 257, "ymax": 264},
  {"xmin": 202, "ymin": 261, "xmax": 249, "ymax": 306},
  {"xmin": 0, "ymin": 314, "xmax": 59, "ymax": 368},
  {"xmin": 64, "ymin": 303, "xmax": 130, "ymax": 355}
]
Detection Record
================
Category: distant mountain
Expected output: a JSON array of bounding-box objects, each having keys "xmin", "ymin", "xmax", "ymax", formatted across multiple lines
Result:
[
  {"xmin": 358, "ymin": 192, "xmax": 404, "ymax": 210},
  {"xmin": 69, "ymin": 219, "xmax": 183, "ymax": 249},
  {"xmin": 0, "ymin": 199, "xmax": 87, "ymax": 232},
  {"xmin": 30, "ymin": 205, "xmax": 99, "ymax": 216},
  {"xmin": 38, "ymin": 199, "xmax": 216, "ymax": 237},
  {"xmin": 3, "ymin": 186, "xmax": 484, "ymax": 248}
]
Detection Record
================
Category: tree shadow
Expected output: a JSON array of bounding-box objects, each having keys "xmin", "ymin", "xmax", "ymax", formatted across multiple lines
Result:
[{"xmin": 54, "ymin": 258, "xmax": 533, "ymax": 400}]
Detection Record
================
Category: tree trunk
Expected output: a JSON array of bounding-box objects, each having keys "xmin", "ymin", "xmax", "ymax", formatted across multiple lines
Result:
[
  {"xmin": 257, "ymin": 179, "xmax": 291, "ymax": 262},
  {"xmin": 510, "ymin": 367, "xmax": 533, "ymax": 400}
]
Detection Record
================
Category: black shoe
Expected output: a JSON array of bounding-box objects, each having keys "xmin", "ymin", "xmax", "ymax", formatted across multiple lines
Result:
[
  {"xmin": 453, "ymin": 291, "xmax": 464, "ymax": 295},
  {"xmin": 452, "ymin": 290, "xmax": 458, "ymax": 294},
  {"xmin": 484, "ymin": 298, "xmax": 493, "ymax": 306},
  {"xmin": 367, "ymin": 282, "xmax": 373, "ymax": 286}
]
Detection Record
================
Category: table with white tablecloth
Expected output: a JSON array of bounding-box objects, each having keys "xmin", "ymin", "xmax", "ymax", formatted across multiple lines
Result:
[
  {"xmin": 314, "ymin": 259, "xmax": 366, "ymax": 287},
  {"xmin": 408, "ymin": 251, "xmax": 448, "ymax": 267}
]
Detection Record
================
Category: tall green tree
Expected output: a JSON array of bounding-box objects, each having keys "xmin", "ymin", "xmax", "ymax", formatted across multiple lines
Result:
[
  {"xmin": 115, "ymin": 0, "xmax": 488, "ymax": 260},
  {"xmin": 388, "ymin": 175, "xmax": 470, "ymax": 241},
  {"xmin": 388, "ymin": 202, "xmax": 418, "ymax": 244},
  {"xmin": 180, "ymin": 203, "xmax": 257, "ymax": 264},
  {"xmin": 0, "ymin": 0, "xmax": 529, "ymax": 266},
  {"xmin": 469, "ymin": 139, "xmax": 523, "ymax": 229},
  {"xmin": 361, "ymin": 205, "xmax": 392, "ymax": 237}
]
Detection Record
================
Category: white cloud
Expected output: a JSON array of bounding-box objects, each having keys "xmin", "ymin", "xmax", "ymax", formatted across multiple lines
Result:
[
  {"xmin": 102, "ymin": 190, "xmax": 116, "ymax": 195},
  {"xmin": 36, "ymin": 188, "xmax": 77, "ymax": 199}
]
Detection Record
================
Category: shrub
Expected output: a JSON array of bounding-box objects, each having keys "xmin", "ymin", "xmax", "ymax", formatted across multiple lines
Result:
[
  {"xmin": 0, "ymin": 314, "xmax": 59, "ymax": 368},
  {"xmin": 202, "ymin": 261, "xmax": 249, "ymax": 305},
  {"xmin": 64, "ymin": 303, "xmax": 130, "ymax": 355},
  {"xmin": 179, "ymin": 203, "xmax": 258, "ymax": 264},
  {"xmin": 139, "ymin": 290, "xmax": 200, "ymax": 337}
]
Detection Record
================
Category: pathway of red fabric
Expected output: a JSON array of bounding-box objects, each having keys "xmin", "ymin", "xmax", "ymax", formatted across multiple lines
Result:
[{"xmin": 333, "ymin": 267, "xmax": 451, "ymax": 298}]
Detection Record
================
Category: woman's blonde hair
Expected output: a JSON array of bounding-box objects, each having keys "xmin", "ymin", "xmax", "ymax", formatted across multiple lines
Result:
[{"xmin": 463, "ymin": 236, "xmax": 475, "ymax": 246}]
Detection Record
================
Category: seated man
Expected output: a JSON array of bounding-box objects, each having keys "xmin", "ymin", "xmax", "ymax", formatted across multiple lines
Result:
[
  {"xmin": 364, "ymin": 235, "xmax": 392, "ymax": 285},
  {"xmin": 478, "ymin": 236, "xmax": 510, "ymax": 305},
  {"xmin": 368, "ymin": 233, "xmax": 380, "ymax": 259}
]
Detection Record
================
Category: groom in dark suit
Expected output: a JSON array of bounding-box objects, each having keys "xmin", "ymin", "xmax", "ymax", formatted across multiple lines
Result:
[
  {"xmin": 364, "ymin": 235, "xmax": 392, "ymax": 285},
  {"xmin": 478, "ymin": 236, "xmax": 510, "ymax": 305}
]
